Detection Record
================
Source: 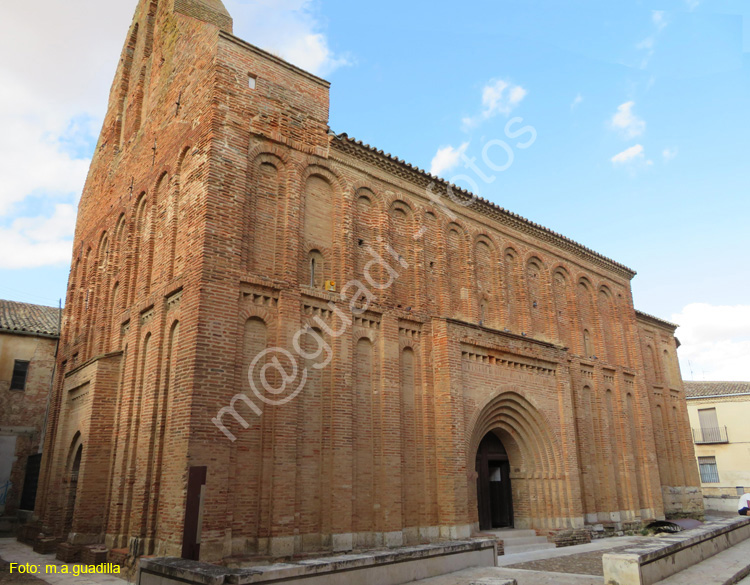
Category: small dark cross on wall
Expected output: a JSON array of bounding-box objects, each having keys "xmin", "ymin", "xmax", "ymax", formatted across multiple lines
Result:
[
  {"xmin": 152, "ymin": 139, "xmax": 158, "ymax": 166},
  {"xmin": 176, "ymin": 91, "xmax": 183, "ymax": 116},
  {"xmin": 129, "ymin": 177, "xmax": 134, "ymax": 198}
]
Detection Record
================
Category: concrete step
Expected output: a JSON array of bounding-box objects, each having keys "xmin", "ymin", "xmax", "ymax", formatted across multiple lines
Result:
[
  {"xmin": 496, "ymin": 535, "xmax": 550, "ymax": 547},
  {"xmin": 488, "ymin": 529, "xmax": 538, "ymax": 539},
  {"xmin": 656, "ymin": 536, "xmax": 750, "ymax": 585},
  {"xmin": 503, "ymin": 542, "xmax": 557, "ymax": 555}
]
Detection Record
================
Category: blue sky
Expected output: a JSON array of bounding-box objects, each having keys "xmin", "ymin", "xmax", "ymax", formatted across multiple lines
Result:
[{"xmin": 0, "ymin": 0, "xmax": 748, "ymax": 379}]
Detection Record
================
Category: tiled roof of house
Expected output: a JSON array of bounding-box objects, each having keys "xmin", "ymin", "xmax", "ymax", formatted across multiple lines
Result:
[
  {"xmin": 0, "ymin": 299, "xmax": 61, "ymax": 337},
  {"xmin": 684, "ymin": 381, "xmax": 750, "ymax": 398}
]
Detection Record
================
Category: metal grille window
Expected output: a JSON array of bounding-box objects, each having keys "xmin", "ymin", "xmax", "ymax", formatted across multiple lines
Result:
[
  {"xmin": 10, "ymin": 360, "xmax": 30, "ymax": 391},
  {"xmin": 698, "ymin": 456, "xmax": 720, "ymax": 483}
]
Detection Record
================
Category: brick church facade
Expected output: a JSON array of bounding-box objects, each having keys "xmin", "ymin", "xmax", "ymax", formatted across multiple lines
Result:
[{"xmin": 31, "ymin": 0, "xmax": 701, "ymax": 563}]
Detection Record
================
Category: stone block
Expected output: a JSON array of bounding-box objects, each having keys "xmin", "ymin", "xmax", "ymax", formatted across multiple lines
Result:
[{"xmin": 56, "ymin": 542, "xmax": 82, "ymax": 563}]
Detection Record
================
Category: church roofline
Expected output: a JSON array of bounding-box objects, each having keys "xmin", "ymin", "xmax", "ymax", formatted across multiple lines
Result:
[
  {"xmin": 218, "ymin": 23, "xmax": 636, "ymax": 280},
  {"xmin": 219, "ymin": 30, "xmax": 331, "ymax": 88},
  {"xmin": 635, "ymin": 310, "xmax": 678, "ymax": 330},
  {"xmin": 331, "ymin": 133, "xmax": 637, "ymax": 280}
]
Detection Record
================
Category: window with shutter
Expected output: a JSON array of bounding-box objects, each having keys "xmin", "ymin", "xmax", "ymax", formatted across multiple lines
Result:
[
  {"xmin": 10, "ymin": 360, "xmax": 30, "ymax": 391},
  {"xmin": 698, "ymin": 408, "xmax": 721, "ymax": 442}
]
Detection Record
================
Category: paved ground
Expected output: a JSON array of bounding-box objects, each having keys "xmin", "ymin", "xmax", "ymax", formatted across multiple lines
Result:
[
  {"xmin": 6, "ymin": 529, "xmax": 739, "ymax": 585},
  {"xmin": 414, "ymin": 566, "xmax": 602, "ymax": 584},
  {"xmin": 413, "ymin": 536, "xmax": 647, "ymax": 584},
  {"xmin": 504, "ymin": 544, "xmax": 635, "ymax": 576},
  {"xmin": 654, "ymin": 535, "xmax": 750, "ymax": 585},
  {"xmin": 498, "ymin": 536, "xmax": 648, "ymax": 573},
  {"xmin": 1, "ymin": 535, "xmax": 639, "ymax": 585},
  {"xmin": 0, "ymin": 539, "xmax": 126, "ymax": 585}
]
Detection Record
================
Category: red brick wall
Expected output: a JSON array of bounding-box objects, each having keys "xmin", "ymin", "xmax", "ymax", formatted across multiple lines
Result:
[
  {"xmin": 636, "ymin": 313, "xmax": 703, "ymax": 517},
  {"xmin": 35, "ymin": 0, "xmax": 702, "ymax": 564},
  {"xmin": 36, "ymin": 0, "xmax": 220, "ymax": 557}
]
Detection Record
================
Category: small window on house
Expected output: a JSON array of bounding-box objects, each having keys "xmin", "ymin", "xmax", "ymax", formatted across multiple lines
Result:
[
  {"xmin": 308, "ymin": 250, "xmax": 325, "ymax": 289},
  {"xmin": 583, "ymin": 329, "xmax": 594, "ymax": 357},
  {"xmin": 698, "ymin": 456, "xmax": 720, "ymax": 483},
  {"xmin": 248, "ymin": 74, "xmax": 257, "ymax": 90},
  {"xmin": 696, "ymin": 407, "xmax": 725, "ymax": 443},
  {"xmin": 698, "ymin": 408, "xmax": 720, "ymax": 432},
  {"xmin": 10, "ymin": 360, "xmax": 30, "ymax": 391}
]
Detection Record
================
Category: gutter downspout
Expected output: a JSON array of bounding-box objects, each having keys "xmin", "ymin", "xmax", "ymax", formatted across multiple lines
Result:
[{"xmin": 37, "ymin": 300, "xmax": 62, "ymax": 455}]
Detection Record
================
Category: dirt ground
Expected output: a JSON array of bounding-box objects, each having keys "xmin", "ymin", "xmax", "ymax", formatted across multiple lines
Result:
[
  {"xmin": 505, "ymin": 545, "xmax": 635, "ymax": 576},
  {"xmin": 0, "ymin": 558, "xmax": 43, "ymax": 584}
]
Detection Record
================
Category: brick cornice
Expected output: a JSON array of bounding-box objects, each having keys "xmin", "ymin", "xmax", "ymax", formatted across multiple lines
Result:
[
  {"xmin": 444, "ymin": 317, "xmax": 567, "ymax": 351},
  {"xmin": 331, "ymin": 134, "xmax": 637, "ymax": 281},
  {"xmin": 635, "ymin": 310, "xmax": 678, "ymax": 331},
  {"xmin": 64, "ymin": 351, "xmax": 124, "ymax": 379}
]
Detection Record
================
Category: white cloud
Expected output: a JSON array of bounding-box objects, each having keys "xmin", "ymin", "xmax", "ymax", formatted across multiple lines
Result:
[
  {"xmin": 226, "ymin": 0, "xmax": 349, "ymax": 76},
  {"xmin": 673, "ymin": 303, "xmax": 750, "ymax": 381},
  {"xmin": 663, "ymin": 147, "xmax": 678, "ymax": 161},
  {"xmin": 0, "ymin": 0, "xmax": 349, "ymax": 270},
  {"xmin": 0, "ymin": 1, "xmax": 136, "ymax": 267},
  {"xmin": 685, "ymin": 0, "xmax": 700, "ymax": 11},
  {"xmin": 0, "ymin": 75, "xmax": 91, "ymax": 215},
  {"xmin": 274, "ymin": 33, "xmax": 349, "ymax": 75},
  {"xmin": 636, "ymin": 37, "xmax": 654, "ymax": 51},
  {"xmin": 430, "ymin": 142, "xmax": 470, "ymax": 177},
  {"xmin": 0, "ymin": 204, "xmax": 76, "ymax": 269},
  {"xmin": 652, "ymin": 10, "xmax": 667, "ymax": 31},
  {"xmin": 636, "ymin": 11, "xmax": 668, "ymax": 69},
  {"xmin": 571, "ymin": 94, "xmax": 583, "ymax": 110},
  {"xmin": 462, "ymin": 79, "xmax": 527, "ymax": 130},
  {"xmin": 610, "ymin": 101, "xmax": 646, "ymax": 138},
  {"xmin": 611, "ymin": 144, "xmax": 646, "ymax": 164},
  {"xmin": 483, "ymin": 81, "xmax": 527, "ymax": 117}
]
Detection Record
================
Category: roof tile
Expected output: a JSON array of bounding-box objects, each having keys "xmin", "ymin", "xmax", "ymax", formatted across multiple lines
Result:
[
  {"xmin": 684, "ymin": 381, "xmax": 750, "ymax": 398},
  {"xmin": 0, "ymin": 299, "xmax": 61, "ymax": 337}
]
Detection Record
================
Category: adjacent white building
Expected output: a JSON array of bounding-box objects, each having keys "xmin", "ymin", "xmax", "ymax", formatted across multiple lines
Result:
[{"xmin": 685, "ymin": 381, "xmax": 750, "ymax": 512}]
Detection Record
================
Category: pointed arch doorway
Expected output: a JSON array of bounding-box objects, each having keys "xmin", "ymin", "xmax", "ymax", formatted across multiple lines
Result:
[
  {"xmin": 476, "ymin": 431, "xmax": 513, "ymax": 530},
  {"xmin": 63, "ymin": 438, "xmax": 83, "ymax": 537}
]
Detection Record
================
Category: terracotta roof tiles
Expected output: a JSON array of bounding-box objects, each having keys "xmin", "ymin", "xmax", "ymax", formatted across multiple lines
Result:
[
  {"xmin": 0, "ymin": 299, "xmax": 61, "ymax": 337},
  {"xmin": 684, "ymin": 381, "xmax": 750, "ymax": 398}
]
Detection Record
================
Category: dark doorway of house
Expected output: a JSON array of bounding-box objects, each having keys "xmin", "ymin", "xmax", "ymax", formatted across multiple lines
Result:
[
  {"xmin": 476, "ymin": 431, "xmax": 513, "ymax": 530},
  {"xmin": 19, "ymin": 453, "xmax": 42, "ymax": 510}
]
